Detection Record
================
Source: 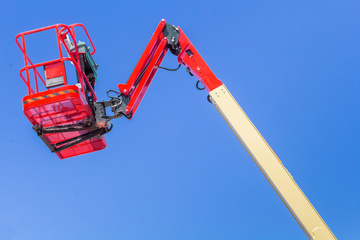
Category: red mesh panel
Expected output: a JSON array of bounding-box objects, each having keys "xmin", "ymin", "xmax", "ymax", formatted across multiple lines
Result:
[{"xmin": 23, "ymin": 85, "xmax": 106, "ymax": 159}]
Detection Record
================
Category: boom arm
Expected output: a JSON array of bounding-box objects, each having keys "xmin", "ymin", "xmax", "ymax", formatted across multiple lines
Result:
[
  {"xmin": 94, "ymin": 19, "xmax": 223, "ymax": 122},
  {"xmin": 97, "ymin": 19, "xmax": 336, "ymax": 239}
]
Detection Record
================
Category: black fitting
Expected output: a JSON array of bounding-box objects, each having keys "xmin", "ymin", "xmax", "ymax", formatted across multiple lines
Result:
[
  {"xmin": 163, "ymin": 23, "xmax": 181, "ymax": 55},
  {"xmin": 94, "ymin": 94, "xmax": 131, "ymax": 125}
]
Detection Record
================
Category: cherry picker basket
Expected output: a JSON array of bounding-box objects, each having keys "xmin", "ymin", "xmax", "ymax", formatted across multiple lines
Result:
[{"xmin": 16, "ymin": 24, "xmax": 107, "ymax": 159}]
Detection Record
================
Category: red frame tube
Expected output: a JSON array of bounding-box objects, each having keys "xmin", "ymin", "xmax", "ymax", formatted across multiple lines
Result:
[{"xmin": 16, "ymin": 24, "xmax": 97, "ymax": 101}]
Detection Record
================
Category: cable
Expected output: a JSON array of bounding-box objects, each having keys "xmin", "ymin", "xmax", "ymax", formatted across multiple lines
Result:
[
  {"xmin": 106, "ymin": 89, "xmax": 121, "ymax": 99},
  {"xmin": 154, "ymin": 64, "xmax": 181, "ymax": 71},
  {"xmin": 207, "ymin": 95, "xmax": 213, "ymax": 104},
  {"xmin": 196, "ymin": 81, "xmax": 205, "ymax": 90}
]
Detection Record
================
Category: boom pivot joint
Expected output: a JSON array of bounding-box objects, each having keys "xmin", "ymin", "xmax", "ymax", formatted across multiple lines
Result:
[
  {"xmin": 94, "ymin": 94, "xmax": 132, "ymax": 125},
  {"xmin": 163, "ymin": 23, "xmax": 181, "ymax": 55}
]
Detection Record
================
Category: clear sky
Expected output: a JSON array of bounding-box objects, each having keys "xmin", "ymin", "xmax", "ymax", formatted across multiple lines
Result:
[{"xmin": 1, "ymin": 1, "xmax": 359, "ymax": 239}]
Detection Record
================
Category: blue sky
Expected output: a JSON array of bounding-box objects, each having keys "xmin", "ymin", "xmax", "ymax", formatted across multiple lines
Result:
[{"xmin": 1, "ymin": 0, "xmax": 360, "ymax": 239}]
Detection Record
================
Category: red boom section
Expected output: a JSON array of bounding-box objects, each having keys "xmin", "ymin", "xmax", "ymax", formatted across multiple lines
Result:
[
  {"xmin": 16, "ymin": 24, "xmax": 106, "ymax": 159},
  {"xmin": 176, "ymin": 28, "xmax": 223, "ymax": 92},
  {"xmin": 117, "ymin": 19, "xmax": 223, "ymax": 118},
  {"xmin": 118, "ymin": 20, "xmax": 168, "ymax": 118}
]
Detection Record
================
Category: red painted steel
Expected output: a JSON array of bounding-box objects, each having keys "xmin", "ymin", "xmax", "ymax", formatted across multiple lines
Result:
[
  {"xmin": 44, "ymin": 62, "xmax": 63, "ymax": 79},
  {"xmin": 118, "ymin": 19, "xmax": 167, "ymax": 118},
  {"xmin": 118, "ymin": 19, "xmax": 166, "ymax": 95},
  {"xmin": 16, "ymin": 24, "xmax": 105, "ymax": 159},
  {"xmin": 117, "ymin": 19, "xmax": 223, "ymax": 118},
  {"xmin": 124, "ymin": 38, "xmax": 168, "ymax": 116},
  {"xmin": 15, "ymin": 24, "xmax": 97, "ymax": 99},
  {"xmin": 23, "ymin": 85, "xmax": 106, "ymax": 159},
  {"xmin": 176, "ymin": 28, "xmax": 223, "ymax": 92}
]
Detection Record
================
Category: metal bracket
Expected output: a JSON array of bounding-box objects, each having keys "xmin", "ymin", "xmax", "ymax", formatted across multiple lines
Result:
[
  {"xmin": 51, "ymin": 127, "xmax": 111, "ymax": 153},
  {"xmin": 163, "ymin": 23, "xmax": 181, "ymax": 55},
  {"xmin": 93, "ymin": 94, "xmax": 132, "ymax": 125},
  {"xmin": 33, "ymin": 119, "xmax": 112, "ymax": 153}
]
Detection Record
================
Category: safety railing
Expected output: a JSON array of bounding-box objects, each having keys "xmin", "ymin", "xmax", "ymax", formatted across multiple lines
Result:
[{"xmin": 15, "ymin": 23, "xmax": 97, "ymax": 101}]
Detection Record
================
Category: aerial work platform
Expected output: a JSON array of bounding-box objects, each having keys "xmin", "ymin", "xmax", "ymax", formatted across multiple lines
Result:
[
  {"xmin": 16, "ymin": 24, "xmax": 107, "ymax": 159},
  {"xmin": 16, "ymin": 20, "xmax": 336, "ymax": 239}
]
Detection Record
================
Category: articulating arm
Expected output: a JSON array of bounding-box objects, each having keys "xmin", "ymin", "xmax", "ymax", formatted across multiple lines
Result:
[
  {"xmin": 94, "ymin": 19, "xmax": 223, "ymax": 124},
  {"xmin": 93, "ymin": 19, "xmax": 336, "ymax": 239},
  {"xmin": 42, "ymin": 20, "xmax": 194, "ymax": 152}
]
